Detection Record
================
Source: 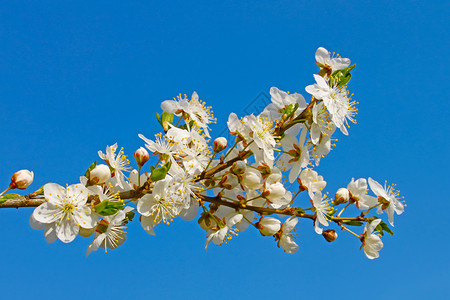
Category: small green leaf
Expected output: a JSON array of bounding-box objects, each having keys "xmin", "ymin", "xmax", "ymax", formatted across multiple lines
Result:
[
  {"xmin": 280, "ymin": 103, "xmax": 299, "ymax": 119},
  {"xmin": 331, "ymin": 64, "xmax": 355, "ymax": 87},
  {"xmin": 342, "ymin": 220, "xmax": 363, "ymax": 226},
  {"xmin": 375, "ymin": 224, "xmax": 384, "ymax": 236},
  {"xmin": 161, "ymin": 112, "xmax": 174, "ymax": 131},
  {"xmin": 380, "ymin": 221, "xmax": 394, "ymax": 236},
  {"xmin": 156, "ymin": 112, "xmax": 162, "ymax": 124},
  {"xmin": 94, "ymin": 200, "xmax": 124, "ymax": 216},
  {"xmin": 150, "ymin": 161, "xmax": 172, "ymax": 182},
  {"xmin": 0, "ymin": 193, "xmax": 22, "ymax": 204}
]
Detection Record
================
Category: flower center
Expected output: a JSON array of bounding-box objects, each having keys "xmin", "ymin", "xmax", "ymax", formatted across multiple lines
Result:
[{"xmin": 62, "ymin": 202, "xmax": 74, "ymax": 214}]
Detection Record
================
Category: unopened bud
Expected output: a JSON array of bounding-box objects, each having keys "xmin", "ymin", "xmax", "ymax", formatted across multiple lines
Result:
[
  {"xmin": 134, "ymin": 147, "xmax": 149, "ymax": 167},
  {"xmin": 322, "ymin": 229, "xmax": 338, "ymax": 242},
  {"xmin": 241, "ymin": 169, "xmax": 262, "ymax": 190},
  {"xmin": 213, "ymin": 137, "xmax": 227, "ymax": 153},
  {"xmin": 264, "ymin": 182, "xmax": 286, "ymax": 202},
  {"xmin": 334, "ymin": 188, "xmax": 350, "ymax": 205},
  {"xmin": 10, "ymin": 170, "xmax": 34, "ymax": 190},
  {"xmin": 231, "ymin": 161, "xmax": 246, "ymax": 175},
  {"xmin": 219, "ymin": 173, "xmax": 239, "ymax": 190},
  {"xmin": 198, "ymin": 213, "xmax": 217, "ymax": 231},
  {"xmin": 257, "ymin": 217, "xmax": 281, "ymax": 236},
  {"xmin": 88, "ymin": 164, "xmax": 111, "ymax": 186}
]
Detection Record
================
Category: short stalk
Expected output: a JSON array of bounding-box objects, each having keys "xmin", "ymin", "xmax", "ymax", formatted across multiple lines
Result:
[
  {"xmin": 337, "ymin": 203, "xmax": 350, "ymax": 217},
  {"xmin": 0, "ymin": 187, "xmax": 11, "ymax": 197}
]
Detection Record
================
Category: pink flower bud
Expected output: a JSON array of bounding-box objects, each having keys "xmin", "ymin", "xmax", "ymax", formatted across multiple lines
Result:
[
  {"xmin": 213, "ymin": 137, "xmax": 227, "ymax": 153},
  {"xmin": 134, "ymin": 147, "xmax": 149, "ymax": 167},
  {"xmin": 257, "ymin": 217, "xmax": 281, "ymax": 236},
  {"xmin": 88, "ymin": 164, "xmax": 111, "ymax": 185},
  {"xmin": 334, "ymin": 188, "xmax": 350, "ymax": 205},
  {"xmin": 10, "ymin": 169, "xmax": 34, "ymax": 190},
  {"xmin": 322, "ymin": 229, "xmax": 338, "ymax": 242}
]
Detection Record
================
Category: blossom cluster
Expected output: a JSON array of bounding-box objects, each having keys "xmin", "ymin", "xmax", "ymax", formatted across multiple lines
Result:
[{"xmin": 1, "ymin": 47, "xmax": 405, "ymax": 259}]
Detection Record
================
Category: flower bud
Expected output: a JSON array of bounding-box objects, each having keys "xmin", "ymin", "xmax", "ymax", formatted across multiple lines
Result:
[
  {"xmin": 213, "ymin": 137, "xmax": 227, "ymax": 153},
  {"xmin": 264, "ymin": 182, "xmax": 286, "ymax": 202},
  {"xmin": 257, "ymin": 217, "xmax": 281, "ymax": 236},
  {"xmin": 88, "ymin": 164, "xmax": 111, "ymax": 186},
  {"xmin": 230, "ymin": 161, "xmax": 246, "ymax": 175},
  {"xmin": 241, "ymin": 169, "xmax": 262, "ymax": 190},
  {"xmin": 198, "ymin": 213, "xmax": 217, "ymax": 231},
  {"xmin": 334, "ymin": 188, "xmax": 350, "ymax": 205},
  {"xmin": 134, "ymin": 147, "xmax": 149, "ymax": 167},
  {"xmin": 219, "ymin": 173, "xmax": 239, "ymax": 190},
  {"xmin": 10, "ymin": 169, "xmax": 34, "ymax": 190},
  {"xmin": 322, "ymin": 229, "xmax": 338, "ymax": 242}
]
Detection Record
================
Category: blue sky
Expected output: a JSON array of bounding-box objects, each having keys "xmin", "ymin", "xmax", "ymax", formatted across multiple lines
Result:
[{"xmin": 0, "ymin": 1, "xmax": 449, "ymax": 299}]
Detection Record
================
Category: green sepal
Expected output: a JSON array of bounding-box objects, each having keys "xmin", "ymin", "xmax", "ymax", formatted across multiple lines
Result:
[
  {"xmin": 150, "ymin": 161, "xmax": 172, "ymax": 182},
  {"xmin": 94, "ymin": 200, "xmax": 124, "ymax": 216},
  {"xmin": 84, "ymin": 161, "xmax": 97, "ymax": 178},
  {"xmin": 0, "ymin": 193, "xmax": 21, "ymax": 204},
  {"xmin": 342, "ymin": 220, "xmax": 363, "ymax": 226}
]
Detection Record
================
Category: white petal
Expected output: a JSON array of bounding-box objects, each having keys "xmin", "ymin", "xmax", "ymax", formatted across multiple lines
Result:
[
  {"xmin": 141, "ymin": 214, "xmax": 161, "ymax": 235},
  {"xmin": 161, "ymin": 100, "xmax": 179, "ymax": 114},
  {"xmin": 315, "ymin": 47, "xmax": 329, "ymax": 65},
  {"xmin": 179, "ymin": 200, "xmax": 199, "ymax": 221},
  {"xmin": 282, "ymin": 216, "xmax": 298, "ymax": 233},
  {"xmin": 56, "ymin": 218, "xmax": 78, "ymax": 243},
  {"xmin": 29, "ymin": 213, "xmax": 45, "ymax": 230},
  {"xmin": 368, "ymin": 178, "xmax": 386, "ymax": 198},
  {"xmin": 280, "ymin": 235, "xmax": 299, "ymax": 254},
  {"xmin": 32, "ymin": 202, "xmax": 59, "ymax": 224},
  {"xmin": 73, "ymin": 207, "xmax": 98, "ymax": 229},
  {"xmin": 44, "ymin": 223, "xmax": 58, "ymax": 243},
  {"xmin": 43, "ymin": 183, "xmax": 65, "ymax": 205},
  {"xmin": 137, "ymin": 194, "xmax": 156, "ymax": 216},
  {"xmin": 86, "ymin": 234, "xmax": 105, "ymax": 256}
]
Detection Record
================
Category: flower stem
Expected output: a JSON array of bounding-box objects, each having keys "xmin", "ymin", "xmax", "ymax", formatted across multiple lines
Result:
[
  {"xmin": 337, "ymin": 203, "xmax": 350, "ymax": 217},
  {"xmin": 0, "ymin": 186, "xmax": 11, "ymax": 197}
]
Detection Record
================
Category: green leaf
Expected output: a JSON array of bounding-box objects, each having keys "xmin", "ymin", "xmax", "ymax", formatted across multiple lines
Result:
[
  {"xmin": 150, "ymin": 161, "xmax": 172, "ymax": 182},
  {"xmin": 0, "ymin": 193, "xmax": 22, "ymax": 204},
  {"xmin": 280, "ymin": 103, "xmax": 299, "ymax": 119},
  {"xmin": 94, "ymin": 200, "xmax": 124, "ymax": 216},
  {"xmin": 161, "ymin": 111, "xmax": 174, "ymax": 124},
  {"xmin": 375, "ymin": 224, "xmax": 384, "ymax": 236},
  {"xmin": 380, "ymin": 221, "xmax": 394, "ymax": 236},
  {"xmin": 156, "ymin": 112, "xmax": 162, "ymax": 124},
  {"xmin": 84, "ymin": 161, "xmax": 97, "ymax": 178},
  {"xmin": 331, "ymin": 64, "xmax": 355, "ymax": 87},
  {"xmin": 161, "ymin": 112, "xmax": 174, "ymax": 131},
  {"xmin": 342, "ymin": 220, "xmax": 363, "ymax": 226}
]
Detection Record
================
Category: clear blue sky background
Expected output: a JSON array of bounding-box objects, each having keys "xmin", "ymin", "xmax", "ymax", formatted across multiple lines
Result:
[{"xmin": 0, "ymin": 1, "xmax": 449, "ymax": 299}]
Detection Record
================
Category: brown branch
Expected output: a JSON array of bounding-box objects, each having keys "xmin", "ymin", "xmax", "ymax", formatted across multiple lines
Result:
[
  {"xmin": 0, "ymin": 189, "xmax": 140, "ymax": 209},
  {"xmin": 0, "ymin": 195, "xmax": 46, "ymax": 209},
  {"xmin": 197, "ymin": 194, "xmax": 369, "ymax": 223}
]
